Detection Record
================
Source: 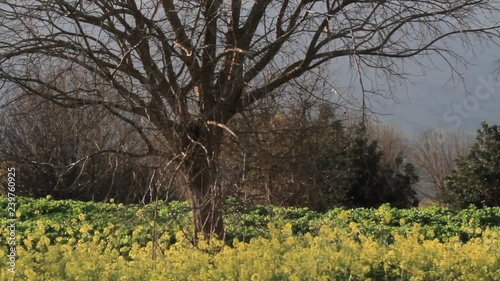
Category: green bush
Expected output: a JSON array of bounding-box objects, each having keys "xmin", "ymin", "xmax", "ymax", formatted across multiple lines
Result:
[
  {"xmin": 309, "ymin": 124, "xmax": 419, "ymax": 210},
  {"xmin": 1, "ymin": 196, "xmax": 498, "ymax": 248},
  {"xmin": 445, "ymin": 122, "xmax": 500, "ymax": 208}
]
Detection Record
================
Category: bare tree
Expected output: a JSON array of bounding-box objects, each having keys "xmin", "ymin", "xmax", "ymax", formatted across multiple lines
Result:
[
  {"xmin": 0, "ymin": 92, "xmax": 172, "ymax": 203},
  {"xmin": 412, "ymin": 128, "xmax": 474, "ymax": 202},
  {"xmin": 367, "ymin": 123, "xmax": 410, "ymax": 170},
  {"xmin": 0, "ymin": 0, "xmax": 499, "ymax": 239}
]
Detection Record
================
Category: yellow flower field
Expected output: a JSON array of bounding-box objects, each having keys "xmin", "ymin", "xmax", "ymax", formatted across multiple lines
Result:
[{"xmin": 1, "ymin": 223, "xmax": 498, "ymax": 281}]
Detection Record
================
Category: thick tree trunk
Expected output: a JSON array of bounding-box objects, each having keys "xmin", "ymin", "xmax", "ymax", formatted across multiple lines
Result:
[
  {"xmin": 180, "ymin": 123, "xmax": 225, "ymax": 241},
  {"xmin": 187, "ymin": 166, "xmax": 225, "ymax": 240}
]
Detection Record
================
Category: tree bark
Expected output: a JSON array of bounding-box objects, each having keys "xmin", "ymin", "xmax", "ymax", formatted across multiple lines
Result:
[{"xmin": 181, "ymin": 123, "xmax": 225, "ymax": 241}]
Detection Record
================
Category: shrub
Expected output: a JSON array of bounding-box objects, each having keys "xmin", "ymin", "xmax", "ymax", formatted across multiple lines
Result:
[
  {"xmin": 309, "ymin": 124, "xmax": 419, "ymax": 210},
  {"xmin": 444, "ymin": 122, "xmax": 500, "ymax": 208}
]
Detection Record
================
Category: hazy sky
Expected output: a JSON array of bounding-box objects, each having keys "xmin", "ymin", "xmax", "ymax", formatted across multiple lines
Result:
[{"xmin": 359, "ymin": 41, "xmax": 499, "ymax": 140}]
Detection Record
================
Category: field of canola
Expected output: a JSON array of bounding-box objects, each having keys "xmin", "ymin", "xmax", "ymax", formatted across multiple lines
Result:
[{"xmin": 0, "ymin": 196, "xmax": 499, "ymax": 280}]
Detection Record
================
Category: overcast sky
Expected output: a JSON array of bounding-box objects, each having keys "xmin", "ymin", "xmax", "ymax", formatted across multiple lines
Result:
[{"xmin": 349, "ymin": 40, "xmax": 500, "ymax": 140}]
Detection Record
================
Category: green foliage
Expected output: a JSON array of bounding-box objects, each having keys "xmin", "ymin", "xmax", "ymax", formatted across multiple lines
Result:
[
  {"xmin": 1, "ymin": 196, "xmax": 498, "ymax": 249},
  {"xmin": 445, "ymin": 122, "xmax": 500, "ymax": 208},
  {"xmin": 308, "ymin": 122, "xmax": 419, "ymax": 210},
  {"xmin": 0, "ymin": 196, "xmax": 192, "ymax": 251}
]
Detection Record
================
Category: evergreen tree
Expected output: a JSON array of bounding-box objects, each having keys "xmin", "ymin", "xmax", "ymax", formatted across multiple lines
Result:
[
  {"xmin": 310, "ymin": 124, "xmax": 419, "ymax": 210},
  {"xmin": 444, "ymin": 122, "xmax": 500, "ymax": 208}
]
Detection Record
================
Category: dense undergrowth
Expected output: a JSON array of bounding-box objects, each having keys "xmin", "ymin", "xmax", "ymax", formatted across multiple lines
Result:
[{"xmin": 1, "ymin": 196, "xmax": 499, "ymax": 280}]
